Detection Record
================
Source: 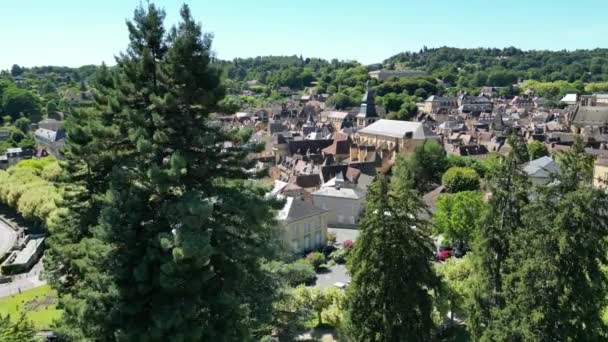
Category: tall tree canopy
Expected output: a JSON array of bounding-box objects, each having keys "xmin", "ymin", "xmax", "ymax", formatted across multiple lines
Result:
[
  {"xmin": 468, "ymin": 135, "xmax": 530, "ymax": 340},
  {"xmin": 45, "ymin": 4, "xmax": 281, "ymax": 341},
  {"xmin": 467, "ymin": 135, "xmax": 608, "ymax": 340},
  {"xmin": 346, "ymin": 171, "xmax": 436, "ymax": 341}
]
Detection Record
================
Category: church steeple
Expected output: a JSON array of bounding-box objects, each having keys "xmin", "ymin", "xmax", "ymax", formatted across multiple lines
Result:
[{"xmin": 356, "ymin": 81, "xmax": 379, "ymax": 128}]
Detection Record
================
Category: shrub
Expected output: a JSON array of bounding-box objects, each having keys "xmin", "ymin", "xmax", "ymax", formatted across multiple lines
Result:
[
  {"xmin": 527, "ymin": 140, "xmax": 549, "ymax": 160},
  {"xmin": 282, "ymin": 260, "xmax": 316, "ymax": 286},
  {"xmin": 329, "ymin": 248, "xmax": 349, "ymax": 264},
  {"xmin": 306, "ymin": 251, "xmax": 325, "ymax": 271},
  {"xmin": 442, "ymin": 167, "xmax": 480, "ymax": 193},
  {"xmin": 327, "ymin": 232, "xmax": 337, "ymax": 245},
  {"xmin": 446, "ymin": 155, "xmax": 488, "ymax": 178}
]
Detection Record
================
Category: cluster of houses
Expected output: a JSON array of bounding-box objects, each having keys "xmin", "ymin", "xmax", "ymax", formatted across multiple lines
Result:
[
  {"xmin": 4, "ymin": 79, "xmax": 608, "ymax": 257},
  {"xmin": 218, "ymin": 82, "xmax": 608, "ymax": 255},
  {"xmin": 222, "ymin": 83, "xmax": 442, "ymax": 254},
  {"xmin": 0, "ymin": 118, "xmax": 65, "ymax": 169}
]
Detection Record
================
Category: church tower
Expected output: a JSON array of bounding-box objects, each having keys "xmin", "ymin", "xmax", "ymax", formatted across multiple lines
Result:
[{"xmin": 356, "ymin": 81, "xmax": 379, "ymax": 129}]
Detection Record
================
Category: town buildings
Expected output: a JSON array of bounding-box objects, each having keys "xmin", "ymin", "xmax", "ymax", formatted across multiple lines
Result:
[
  {"xmin": 275, "ymin": 194, "xmax": 328, "ymax": 253},
  {"xmin": 312, "ymin": 173, "xmax": 365, "ymax": 228},
  {"xmin": 458, "ymin": 94, "xmax": 493, "ymax": 114},
  {"xmin": 356, "ymin": 83, "xmax": 380, "ymax": 129},
  {"xmin": 423, "ymin": 96, "xmax": 458, "ymax": 115}
]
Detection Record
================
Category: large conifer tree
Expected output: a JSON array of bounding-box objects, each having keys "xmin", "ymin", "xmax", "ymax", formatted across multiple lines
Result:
[
  {"xmin": 345, "ymin": 172, "xmax": 436, "ymax": 341},
  {"xmin": 488, "ymin": 138, "xmax": 608, "ymax": 340},
  {"xmin": 46, "ymin": 4, "xmax": 280, "ymax": 341},
  {"xmin": 467, "ymin": 134, "xmax": 530, "ymax": 340}
]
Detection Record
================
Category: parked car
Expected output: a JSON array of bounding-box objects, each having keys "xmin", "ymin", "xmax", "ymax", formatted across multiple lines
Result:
[
  {"xmin": 453, "ymin": 242, "xmax": 467, "ymax": 258},
  {"xmin": 334, "ymin": 282, "xmax": 347, "ymax": 290},
  {"xmin": 435, "ymin": 247, "xmax": 452, "ymax": 262}
]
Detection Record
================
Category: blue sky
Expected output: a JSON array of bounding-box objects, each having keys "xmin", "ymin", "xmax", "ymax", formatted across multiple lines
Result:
[{"xmin": 1, "ymin": 0, "xmax": 608, "ymax": 70}]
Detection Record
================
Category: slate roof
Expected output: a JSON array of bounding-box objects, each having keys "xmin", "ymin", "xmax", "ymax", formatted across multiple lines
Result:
[
  {"xmin": 320, "ymin": 164, "xmax": 348, "ymax": 184},
  {"xmin": 358, "ymin": 119, "xmax": 429, "ymax": 139},
  {"xmin": 523, "ymin": 156, "xmax": 560, "ymax": 179},
  {"xmin": 357, "ymin": 82, "xmax": 378, "ymax": 119},
  {"xmin": 35, "ymin": 128, "xmax": 65, "ymax": 142},
  {"xmin": 277, "ymin": 197, "xmax": 327, "ymax": 223},
  {"xmin": 288, "ymin": 174, "xmax": 321, "ymax": 189},
  {"xmin": 313, "ymin": 184, "xmax": 365, "ymax": 200},
  {"xmin": 287, "ymin": 139, "xmax": 333, "ymax": 155},
  {"xmin": 572, "ymin": 105, "xmax": 608, "ymax": 127},
  {"xmin": 425, "ymin": 95, "xmax": 457, "ymax": 102},
  {"xmin": 324, "ymin": 111, "xmax": 351, "ymax": 120},
  {"xmin": 458, "ymin": 145, "xmax": 489, "ymax": 156},
  {"xmin": 322, "ymin": 133, "xmax": 351, "ymax": 155}
]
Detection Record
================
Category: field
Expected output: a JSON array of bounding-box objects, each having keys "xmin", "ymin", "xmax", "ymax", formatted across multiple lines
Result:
[{"xmin": 0, "ymin": 285, "xmax": 62, "ymax": 330}]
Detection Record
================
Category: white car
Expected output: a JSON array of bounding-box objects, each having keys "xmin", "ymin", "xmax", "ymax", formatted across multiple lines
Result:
[{"xmin": 334, "ymin": 282, "xmax": 347, "ymax": 289}]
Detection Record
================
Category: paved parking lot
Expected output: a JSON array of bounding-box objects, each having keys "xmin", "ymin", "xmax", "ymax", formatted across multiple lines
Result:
[
  {"xmin": 328, "ymin": 227, "xmax": 359, "ymax": 244},
  {"xmin": 313, "ymin": 263, "xmax": 349, "ymax": 289}
]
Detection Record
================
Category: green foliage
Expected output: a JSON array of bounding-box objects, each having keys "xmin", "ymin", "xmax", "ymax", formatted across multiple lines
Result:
[
  {"xmin": 45, "ymin": 4, "xmax": 282, "ymax": 341},
  {"xmin": 467, "ymin": 136, "xmax": 528, "ymax": 340},
  {"xmin": 265, "ymin": 287, "xmax": 312, "ymax": 341},
  {"xmin": 0, "ymin": 116, "xmax": 35, "ymax": 154},
  {"xmin": 442, "ymin": 167, "xmax": 480, "ymax": 193},
  {"xmin": 329, "ymin": 247, "xmax": 350, "ymax": 264},
  {"xmin": 327, "ymin": 231, "xmax": 337, "ymax": 245},
  {"xmin": 374, "ymin": 76, "xmax": 438, "ymax": 97},
  {"xmin": 306, "ymin": 251, "xmax": 325, "ymax": 271},
  {"xmin": 386, "ymin": 101, "xmax": 419, "ymax": 121},
  {"xmin": 346, "ymin": 175, "xmax": 436, "ymax": 341},
  {"xmin": 585, "ymin": 82, "xmax": 608, "ymax": 93},
  {"xmin": 0, "ymin": 314, "xmax": 37, "ymax": 342},
  {"xmin": 394, "ymin": 140, "xmax": 447, "ymax": 192},
  {"xmin": 555, "ymin": 137, "xmax": 594, "ymax": 187},
  {"xmin": 326, "ymin": 93, "xmax": 356, "ymax": 110},
  {"xmin": 281, "ymin": 259, "xmax": 317, "ymax": 286},
  {"xmin": 433, "ymin": 191, "xmax": 486, "ymax": 245},
  {"xmin": 520, "ymin": 80, "xmax": 584, "ymax": 98},
  {"xmin": 1, "ymin": 86, "xmax": 41, "ymax": 122},
  {"xmin": 13, "ymin": 117, "xmax": 30, "ymax": 133},
  {"xmin": 386, "ymin": 47, "xmax": 608, "ymax": 89},
  {"xmin": 527, "ymin": 140, "xmax": 549, "ymax": 160},
  {"xmin": 0, "ymin": 158, "xmax": 61, "ymax": 225},
  {"xmin": 446, "ymin": 155, "xmax": 488, "ymax": 178},
  {"xmin": 294, "ymin": 286, "xmax": 340, "ymax": 326},
  {"xmin": 0, "ymin": 285, "xmax": 62, "ymax": 331},
  {"xmin": 434, "ymin": 257, "xmax": 473, "ymax": 326},
  {"xmin": 471, "ymin": 138, "xmax": 608, "ymax": 340}
]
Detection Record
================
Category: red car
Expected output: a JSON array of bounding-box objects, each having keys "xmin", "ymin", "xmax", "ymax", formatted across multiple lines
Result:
[{"xmin": 435, "ymin": 248, "xmax": 452, "ymax": 262}]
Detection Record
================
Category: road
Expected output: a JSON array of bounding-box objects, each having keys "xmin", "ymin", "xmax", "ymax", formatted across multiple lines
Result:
[
  {"xmin": 313, "ymin": 264, "xmax": 349, "ymax": 289},
  {"xmin": 328, "ymin": 227, "xmax": 359, "ymax": 245},
  {"xmin": 0, "ymin": 258, "xmax": 46, "ymax": 298}
]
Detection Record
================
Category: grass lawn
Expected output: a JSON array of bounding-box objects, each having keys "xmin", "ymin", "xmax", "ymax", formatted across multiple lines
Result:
[{"xmin": 0, "ymin": 285, "xmax": 62, "ymax": 330}]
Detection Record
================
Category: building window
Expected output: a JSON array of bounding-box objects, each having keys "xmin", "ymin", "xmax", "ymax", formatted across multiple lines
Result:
[
  {"xmin": 315, "ymin": 231, "xmax": 321, "ymax": 246},
  {"xmin": 350, "ymin": 216, "xmax": 356, "ymax": 225},
  {"xmin": 338, "ymin": 215, "xmax": 344, "ymax": 224},
  {"xmin": 305, "ymin": 222, "xmax": 310, "ymax": 233},
  {"xmin": 292, "ymin": 239, "xmax": 299, "ymax": 251},
  {"xmin": 304, "ymin": 236, "xmax": 310, "ymax": 250}
]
